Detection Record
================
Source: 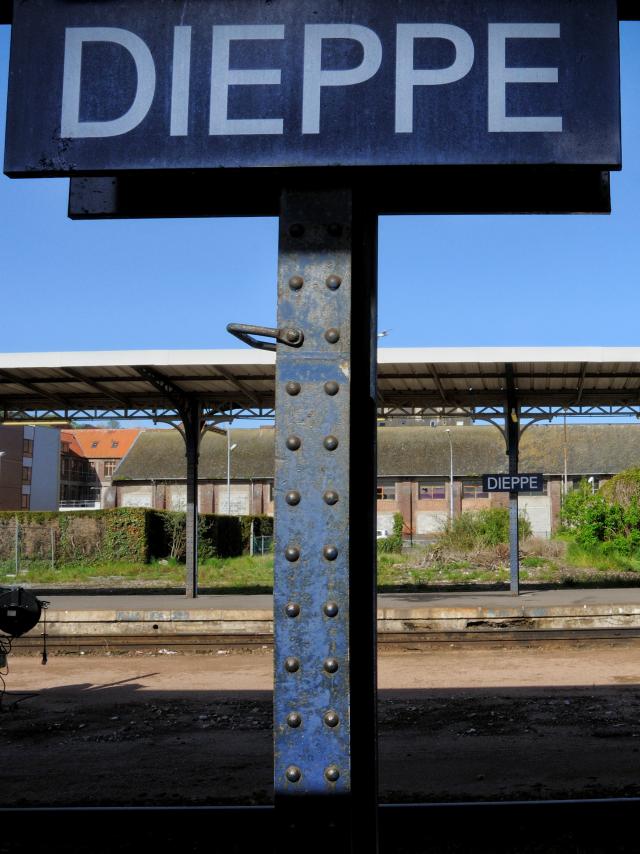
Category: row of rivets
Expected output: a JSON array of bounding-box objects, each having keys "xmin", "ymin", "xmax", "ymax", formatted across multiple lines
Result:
[
  {"xmin": 289, "ymin": 274, "xmax": 342, "ymax": 292},
  {"xmin": 284, "ymin": 435, "xmax": 340, "ymax": 451},
  {"xmin": 286, "ymin": 381, "xmax": 340, "ymax": 396},
  {"xmin": 282, "ymin": 654, "xmax": 340, "ymax": 674},
  {"xmin": 284, "ymin": 435, "xmax": 339, "ymax": 451},
  {"xmin": 285, "ymin": 710, "xmax": 339, "ymax": 728},
  {"xmin": 283, "ymin": 490, "xmax": 340, "ymax": 507},
  {"xmin": 285, "ymin": 602, "xmax": 339, "ymax": 619},
  {"xmin": 284, "ymin": 545, "xmax": 338, "ymax": 562},
  {"xmin": 285, "ymin": 765, "xmax": 341, "ymax": 784},
  {"xmin": 288, "ymin": 223, "xmax": 343, "ymax": 239}
]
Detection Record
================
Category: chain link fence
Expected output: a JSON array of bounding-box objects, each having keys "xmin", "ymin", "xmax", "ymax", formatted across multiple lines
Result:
[
  {"xmin": 251, "ymin": 534, "xmax": 274, "ymax": 556},
  {"xmin": 0, "ymin": 523, "xmax": 57, "ymax": 576}
]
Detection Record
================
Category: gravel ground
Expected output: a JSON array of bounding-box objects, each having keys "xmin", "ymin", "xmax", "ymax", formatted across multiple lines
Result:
[{"xmin": 2, "ymin": 643, "xmax": 640, "ymax": 807}]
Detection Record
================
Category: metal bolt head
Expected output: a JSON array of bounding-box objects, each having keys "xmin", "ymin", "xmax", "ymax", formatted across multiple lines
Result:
[
  {"xmin": 325, "ymin": 765, "xmax": 340, "ymax": 783},
  {"xmin": 323, "ymin": 435, "xmax": 339, "ymax": 451},
  {"xmin": 286, "ymin": 435, "xmax": 301, "ymax": 451},
  {"xmin": 323, "ymin": 601, "xmax": 339, "ymax": 618},
  {"xmin": 284, "ymin": 657, "xmax": 300, "ymax": 673},
  {"xmin": 285, "ymin": 546, "xmax": 300, "ymax": 562},
  {"xmin": 327, "ymin": 223, "xmax": 343, "ymax": 237},
  {"xmin": 284, "ymin": 328, "xmax": 303, "ymax": 345},
  {"xmin": 323, "ymin": 710, "xmax": 339, "ymax": 728},
  {"xmin": 323, "ymin": 545, "xmax": 338, "ymax": 561},
  {"xmin": 285, "ymin": 765, "xmax": 301, "ymax": 782},
  {"xmin": 326, "ymin": 275, "xmax": 342, "ymax": 291},
  {"xmin": 289, "ymin": 223, "xmax": 304, "ymax": 238},
  {"xmin": 287, "ymin": 712, "xmax": 302, "ymax": 728},
  {"xmin": 324, "ymin": 328, "xmax": 340, "ymax": 345},
  {"xmin": 324, "ymin": 658, "xmax": 339, "ymax": 674},
  {"xmin": 324, "ymin": 380, "xmax": 340, "ymax": 396},
  {"xmin": 285, "ymin": 602, "xmax": 300, "ymax": 618},
  {"xmin": 285, "ymin": 381, "xmax": 301, "ymax": 396},
  {"xmin": 285, "ymin": 490, "xmax": 301, "ymax": 506},
  {"xmin": 289, "ymin": 275, "xmax": 304, "ymax": 291},
  {"xmin": 323, "ymin": 490, "xmax": 339, "ymax": 506}
]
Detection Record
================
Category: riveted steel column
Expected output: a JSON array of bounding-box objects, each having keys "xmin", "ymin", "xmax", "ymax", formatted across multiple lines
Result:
[
  {"xmin": 505, "ymin": 366, "xmax": 520, "ymax": 596},
  {"xmin": 183, "ymin": 399, "xmax": 202, "ymax": 599},
  {"xmin": 273, "ymin": 188, "xmax": 378, "ymax": 851}
]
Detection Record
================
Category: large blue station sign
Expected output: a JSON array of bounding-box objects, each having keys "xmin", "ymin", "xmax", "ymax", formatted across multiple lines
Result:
[{"xmin": 3, "ymin": 0, "xmax": 621, "ymax": 176}]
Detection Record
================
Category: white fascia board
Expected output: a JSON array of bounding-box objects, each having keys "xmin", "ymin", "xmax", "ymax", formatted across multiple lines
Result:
[
  {"xmin": 0, "ymin": 348, "xmax": 276, "ymax": 370},
  {"xmin": 2, "ymin": 346, "xmax": 640, "ymax": 372},
  {"xmin": 377, "ymin": 347, "xmax": 640, "ymax": 365}
]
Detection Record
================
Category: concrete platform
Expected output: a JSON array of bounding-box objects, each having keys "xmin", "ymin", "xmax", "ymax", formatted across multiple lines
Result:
[{"xmin": 20, "ymin": 588, "xmax": 640, "ymax": 637}]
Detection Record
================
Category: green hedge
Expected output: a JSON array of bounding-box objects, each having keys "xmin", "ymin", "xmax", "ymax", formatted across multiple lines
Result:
[{"xmin": 0, "ymin": 509, "xmax": 274, "ymax": 565}]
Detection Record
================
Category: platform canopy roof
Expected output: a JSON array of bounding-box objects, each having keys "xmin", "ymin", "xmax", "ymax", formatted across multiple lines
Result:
[{"xmin": 0, "ymin": 347, "xmax": 640, "ymax": 422}]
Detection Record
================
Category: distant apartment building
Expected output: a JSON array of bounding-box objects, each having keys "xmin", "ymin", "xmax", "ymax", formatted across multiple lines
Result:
[
  {"xmin": 60, "ymin": 428, "xmax": 141, "ymax": 509},
  {"xmin": 0, "ymin": 425, "xmax": 60, "ymax": 511}
]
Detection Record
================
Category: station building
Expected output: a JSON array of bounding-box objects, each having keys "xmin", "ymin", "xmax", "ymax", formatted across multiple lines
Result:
[{"xmin": 112, "ymin": 423, "xmax": 640, "ymax": 539}]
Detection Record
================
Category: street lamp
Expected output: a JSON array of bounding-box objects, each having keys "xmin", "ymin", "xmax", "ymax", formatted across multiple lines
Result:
[
  {"xmin": 445, "ymin": 429, "xmax": 454, "ymax": 522},
  {"xmin": 227, "ymin": 430, "xmax": 238, "ymax": 514}
]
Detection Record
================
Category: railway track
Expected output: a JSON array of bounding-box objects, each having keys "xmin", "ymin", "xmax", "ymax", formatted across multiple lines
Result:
[{"xmin": 12, "ymin": 626, "xmax": 640, "ymax": 654}]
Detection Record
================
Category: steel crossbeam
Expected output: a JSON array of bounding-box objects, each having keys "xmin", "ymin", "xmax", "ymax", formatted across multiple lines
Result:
[{"xmin": 272, "ymin": 189, "xmax": 378, "ymax": 850}]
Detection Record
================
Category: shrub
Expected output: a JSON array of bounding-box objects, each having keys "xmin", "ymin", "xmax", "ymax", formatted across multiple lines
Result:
[
  {"xmin": 600, "ymin": 468, "xmax": 640, "ymax": 509},
  {"xmin": 377, "ymin": 513, "xmax": 404, "ymax": 553},
  {"xmin": 439, "ymin": 508, "xmax": 531, "ymax": 551}
]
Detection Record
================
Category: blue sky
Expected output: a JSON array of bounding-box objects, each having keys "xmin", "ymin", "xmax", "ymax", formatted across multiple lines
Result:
[{"xmin": 1, "ymin": 23, "xmax": 639, "ymax": 354}]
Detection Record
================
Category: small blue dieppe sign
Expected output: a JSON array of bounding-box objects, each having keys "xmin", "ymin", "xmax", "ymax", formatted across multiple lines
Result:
[{"xmin": 4, "ymin": 0, "xmax": 620, "ymax": 176}]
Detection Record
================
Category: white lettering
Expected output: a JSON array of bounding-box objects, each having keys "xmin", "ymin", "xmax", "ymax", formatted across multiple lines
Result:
[
  {"xmin": 488, "ymin": 23, "xmax": 562, "ymax": 133},
  {"xmin": 487, "ymin": 477, "xmax": 498, "ymax": 490},
  {"xmin": 395, "ymin": 24, "xmax": 474, "ymax": 133},
  {"xmin": 302, "ymin": 24, "xmax": 382, "ymax": 134},
  {"xmin": 210, "ymin": 25, "xmax": 284, "ymax": 136},
  {"xmin": 170, "ymin": 27, "xmax": 192, "ymax": 136},
  {"xmin": 61, "ymin": 27, "xmax": 156, "ymax": 138}
]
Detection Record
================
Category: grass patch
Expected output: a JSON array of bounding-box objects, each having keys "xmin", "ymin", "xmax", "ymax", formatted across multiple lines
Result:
[
  {"xmin": 565, "ymin": 541, "xmax": 640, "ymax": 573},
  {"xmin": 0, "ymin": 554, "xmax": 274, "ymax": 591},
  {"xmin": 8, "ymin": 533, "xmax": 640, "ymax": 592}
]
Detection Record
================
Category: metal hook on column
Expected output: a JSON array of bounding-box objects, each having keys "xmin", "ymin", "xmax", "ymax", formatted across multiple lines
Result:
[{"xmin": 226, "ymin": 323, "xmax": 304, "ymax": 352}]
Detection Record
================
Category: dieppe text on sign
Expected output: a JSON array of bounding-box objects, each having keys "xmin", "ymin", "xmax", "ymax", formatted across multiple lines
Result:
[
  {"xmin": 4, "ymin": 0, "xmax": 620, "ymax": 175},
  {"xmin": 482, "ymin": 474, "xmax": 544, "ymax": 493}
]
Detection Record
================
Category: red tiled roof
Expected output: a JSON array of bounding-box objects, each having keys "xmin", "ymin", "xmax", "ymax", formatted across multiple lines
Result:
[{"xmin": 67, "ymin": 428, "xmax": 141, "ymax": 459}]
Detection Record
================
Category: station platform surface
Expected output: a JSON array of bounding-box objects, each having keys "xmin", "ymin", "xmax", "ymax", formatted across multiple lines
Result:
[{"xmin": 20, "ymin": 587, "xmax": 640, "ymax": 636}]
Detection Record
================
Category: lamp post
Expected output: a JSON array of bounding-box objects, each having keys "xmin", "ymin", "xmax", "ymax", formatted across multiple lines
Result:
[
  {"xmin": 227, "ymin": 429, "xmax": 238, "ymax": 514},
  {"xmin": 445, "ymin": 429, "xmax": 454, "ymax": 522}
]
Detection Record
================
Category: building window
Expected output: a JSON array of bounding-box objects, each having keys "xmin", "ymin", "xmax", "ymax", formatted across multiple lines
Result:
[
  {"xmin": 23, "ymin": 438, "xmax": 33, "ymax": 455},
  {"xmin": 22, "ymin": 466, "xmax": 32, "ymax": 484},
  {"xmin": 571, "ymin": 476, "xmax": 597, "ymax": 493},
  {"xmin": 111, "ymin": 441, "xmax": 119, "ymax": 449},
  {"xmin": 104, "ymin": 460, "xmax": 117, "ymax": 478},
  {"xmin": 463, "ymin": 479, "xmax": 488, "ymax": 500},
  {"xmin": 21, "ymin": 494, "xmax": 30, "ymax": 510},
  {"xmin": 91, "ymin": 441, "xmax": 99, "ymax": 448},
  {"xmin": 377, "ymin": 480, "xmax": 396, "ymax": 501},
  {"xmin": 418, "ymin": 481, "xmax": 446, "ymax": 500}
]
